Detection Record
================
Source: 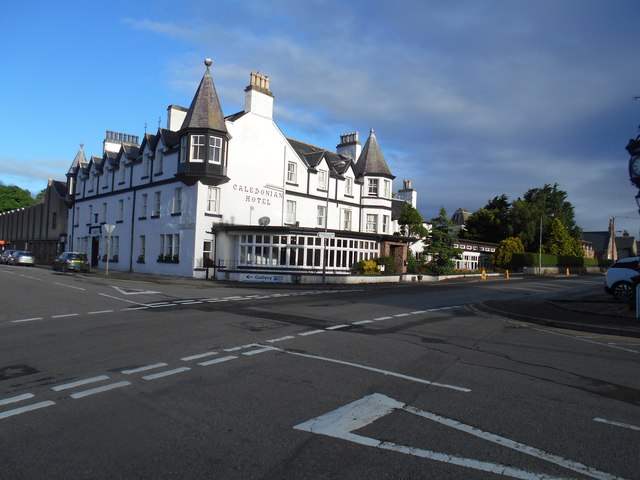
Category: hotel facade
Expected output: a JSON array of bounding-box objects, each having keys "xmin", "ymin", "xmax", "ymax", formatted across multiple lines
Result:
[{"xmin": 65, "ymin": 59, "xmax": 413, "ymax": 281}]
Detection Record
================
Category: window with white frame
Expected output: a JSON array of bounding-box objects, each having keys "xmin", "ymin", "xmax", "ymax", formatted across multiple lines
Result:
[
  {"xmin": 88, "ymin": 204, "xmax": 93, "ymax": 224},
  {"xmin": 139, "ymin": 235, "xmax": 146, "ymax": 261},
  {"xmin": 382, "ymin": 215, "xmax": 389, "ymax": 233},
  {"xmin": 117, "ymin": 199, "xmax": 124, "ymax": 222},
  {"xmin": 190, "ymin": 135, "xmax": 205, "ymax": 162},
  {"xmin": 203, "ymin": 241, "xmax": 213, "ymax": 267},
  {"xmin": 368, "ymin": 178, "xmax": 379, "ymax": 196},
  {"xmin": 111, "ymin": 236, "xmax": 119, "ymax": 259},
  {"xmin": 318, "ymin": 170, "xmax": 328, "ymax": 191},
  {"xmin": 286, "ymin": 200, "xmax": 296, "ymax": 224},
  {"xmin": 287, "ymin": 161, "xmax": 297, "ymax": 183},
  {"xmin": 383, "ymin": 180, "xmax": 391, "ymax": 199},
  {"xmin": 173, "ymin": 187, "xmax": 182, "ymax": 214},
  {"xmin": 159, "ymin": 233, "xmax": 180, "ymax": 260},
  {"xmin": 102, "ymin": 203, "xmax": 107, "ymax": 223},
  {"xmin": 153, "ymin": 191, "xmax": 161, "ymax": 217},
  {"xmin": 317, "ymin": 205, "xmax": 326, "ymax": 227},
  {"xmin": 207, "ymin": 186, "xmax": 220, "ymax": 214},
  {"xmin": 140, "ymin": 193, "xmax": 148, "ymax": 217},
  {"xmin": 342, "ymin": 209, "xmax": 352, "ymax": 230},
  {"xmin": 74, "ymin": 207, "xmax": 79, "ymax": 227},
  {"xmin": 366, "ymin": 214, "xmax": 378, "ymax": 233},
  {"xmin": 208, "ymin": 136, "xmax": 222, "ymax": 164},
  {"xmin": 155, "ymin": 149, "xmax": 163, "ymax": 174},
  {"xmin": 345, "ymin": 177, "xmax": 353, "ymax": 196}
]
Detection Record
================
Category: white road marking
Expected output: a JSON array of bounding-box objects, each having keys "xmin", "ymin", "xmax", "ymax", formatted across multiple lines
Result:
[
  {"xmin": 411, "ymin": 310, "xmax": 427, "ymax": 314},
  {"xmin": 111, "ymin": 286, "xmax": 161, "ymax": 295},
  {"xmin": 374, "ymin": 316, "xmax": 393, "ymax": 321},
  {"xmin": 71, "ymin": 381, "xmax": 131, "ymax": 399},
  {"xmin": 12, "ymin": 317, "xmax": 43, "ymax": 323},
  {"xmin": 594, "ymin": 417, "xmax": 640, "ymax": 432},
  {"xmin": 198, "ymin": 355, "xmax": 237, "ymax": 366},
  {"xmin": 206, "ymin": 299, "xmax": 228, "ymax": 303},
  {"xmin": 224, "ymin": 344, "xmax": 258, "ymax": 352},
  {"xmin": 20, "ymin": 275, "xmax": 42, "ymax": 281},
  {"xmin": 88, "ymin": 310, "xmax": 114, "ymax": 315},
  {"xmin": 352, "ymin": 320, "xmax": 373, "ymax": 325},
  {"xmin": 52, "ymin": 375, "xmax": 110, "ymax": 391},
  {"xmin": 274, "ymin": 348, "xmax": 470, "ymax": 393},
  {"xmin": 0, "ymin": 393, "xmax": 35, "ymax": 406},
  {"xmin": 121, "ymin": 363, "xmax": 168, "ymax": 375},
  {"xmin": 54, "ymin": 282, "xmax": 85, "ymax": 291},
  {"xmin": 51, "ymin": 313, "xmax": 79, "ymax": 319},
  {"xmin": 98, "ymin": 292, "xmax": 147, "ymax": 306},
  {"xmin": 181, "ymin": 352, "xmax": 218, "ymax": 361},
  {"xmin": 0, "ymin": 401, "xmax": 55, "ymax": 420},
  {"xmin": 393, "ymin": 313, "xmax": 410, "ymax": 318},
  {"xmin": 326, "ymin": 324, "xmax": 349, "ymax": 330},
  {"xmin": 242, "ymin": 346, "xmax": 276, "ymax": 356},
  {"xmin": 266, "ymin": 335, "xmax": 296, "ymax": 343},
  {"xmin": 298, "ymin": 330, "xmax": 325, "ymax": 336},
  {"xmin": 142, "ymin": 367, "xmax": 191, "ymax": 381},
  {"xmin": 150, "ymin": 303, "xmax": 178, "ymax": 308},
  {"xmin": 539, "ymin": 328, "xmax": 640, "ymax": 355},
  {"xmin": 295, "ymin": 393, "xmax": 618, "ymax": 480}
]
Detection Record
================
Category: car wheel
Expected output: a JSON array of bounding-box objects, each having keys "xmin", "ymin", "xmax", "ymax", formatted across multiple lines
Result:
[{"xmin": 612, "ymin": 281, "xmax": 634, "ymax": 302}]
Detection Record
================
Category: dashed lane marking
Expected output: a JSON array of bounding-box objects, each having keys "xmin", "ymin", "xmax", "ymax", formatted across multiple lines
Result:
[
  {"xmin": 52, "ymin": 375, "xmax": 110, "ymax": 392},
  {"xmin": 51, "ymin": 313, "xmax": 79, "ymax": 319},
  {"xmin": 71, "ymin": 381, "xmax": 131, "ymax": 399},
  {"xmin": 12, "ymin": 317, "xmax": 43, "ymax": 323},
  {"xmin": 198, "ymin": 355, "xmax": 237, "ymax": 366},
  {"xmin": 88, "ymin": 310, "xmax": 114, "ymax": 315},
  {"xmin": 121, "ymin": 363, "xmax": 168, "ymax": 375},
  {"xmin": 298, "ymin": 329, "xmax": 325, "ymax": 336},
  {"xmin": 0, "ymin": 401, "xmax": 56, "ymax": 419},
  {"xmin": 181, "ymin": 352, "xmax": 218, "ymax": 362},
  {"xmin": 142, "ymin": 367, "xmax": 191, "ymax": 381},
  {"xmin": 594, "ymin": 417, "xmax": 640, "ymax": 432},
  {"xmin": 242, "ymin": 346, "xmax": 276, "ymax": 356},
  {"xmin": 326, "ymin": 324, "xmax": 349, "ymax": 330},
  {"xmin": 54, "ymin": 282, "xmax": 85, "ymax": 291},
  {"xmin": 266, "ymin": 335, "xmax": 295, "ymax": 343},
  {"xmin": 0, "ymin": 393, "xmax": 35, "ymax": 406}
]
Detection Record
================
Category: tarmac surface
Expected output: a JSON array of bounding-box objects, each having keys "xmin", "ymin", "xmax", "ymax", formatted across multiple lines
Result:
[{"xmin": 84, "ymin": 267, "xmax": 640, "ymax": 339}]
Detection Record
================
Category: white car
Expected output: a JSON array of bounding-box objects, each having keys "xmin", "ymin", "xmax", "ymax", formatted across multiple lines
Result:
[{"xmin": 604, "ymin": 256, "xmax": 640, "ymax": 301}]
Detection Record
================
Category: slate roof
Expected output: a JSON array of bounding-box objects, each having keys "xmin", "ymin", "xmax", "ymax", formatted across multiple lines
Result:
[
  {"xmin": 68, "ymin": 145, "xmax": 88, "ymax": 174},
  {"xmin": 51, "ymin": 180, "xmax": 67, "ymax": 199},
  {"xmin": 354, "ymin": 129, "xmax": 394, "ymax": 179},
  {"xmin": 392, "ymin": 198, "xmax": 408, "ymax": 221},
  {"xmin": 181, "ymin": 61, "xmax": 228, "ymax": 134},
  {"xmin": 287, "ymin": 138, "xmax": 353, "ymax": 175},
  {"xmin": 582, "ymin": 232, "xmax": 610, "ymax": 254}
]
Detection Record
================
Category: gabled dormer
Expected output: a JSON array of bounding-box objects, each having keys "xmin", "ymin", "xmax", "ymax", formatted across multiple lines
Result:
[
  {"xmin": 65, "ymin": 144, "xmax": 88, "ymax": 205},
  {"xmin": 176, "ymin": 58, "xmax": 231, "ymax": 186}
]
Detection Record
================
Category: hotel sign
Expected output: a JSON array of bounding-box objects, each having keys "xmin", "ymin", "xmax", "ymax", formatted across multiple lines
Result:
[{"xmin": 233, "ymin": 184, "xmax": 283, "ymax": 205}]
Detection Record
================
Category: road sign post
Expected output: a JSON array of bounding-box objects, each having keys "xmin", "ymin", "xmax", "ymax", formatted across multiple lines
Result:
[{"xmin": 318, "ymin": 232, "xmax": 335, "ymax": 284}]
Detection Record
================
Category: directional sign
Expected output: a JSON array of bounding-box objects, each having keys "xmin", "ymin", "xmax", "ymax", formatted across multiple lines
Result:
[
  {"xmin": 294, "ymin": 393, "xmax": 617, "ymax": 480},
  {"xmin": 103, "ymin": 224, "xmax": 116, "ymax": 235}
]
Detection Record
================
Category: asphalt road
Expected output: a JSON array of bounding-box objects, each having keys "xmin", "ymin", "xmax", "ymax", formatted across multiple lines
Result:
[{"xmin": 0, "ymin": 265, "xmax": 638, "ymax": 479}]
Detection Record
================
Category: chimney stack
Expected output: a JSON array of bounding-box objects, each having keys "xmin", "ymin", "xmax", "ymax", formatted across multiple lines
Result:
[
  {"xmin": 244, "ymin": 71, "xmax": 274, "ymax": 119},
  {"xmin": 336, "ymin": 131, "xmax": 361, "ymax": 161}
]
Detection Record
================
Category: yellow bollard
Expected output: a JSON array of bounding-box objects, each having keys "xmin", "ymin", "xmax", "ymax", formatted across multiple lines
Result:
[
  {"xmin": 481, "ymin": 268, "xmax": 486, "ymax": 280},
  {"xmin": 566, "ymin": 267, "xmax": 570, "ymax": 276},
  {"xmin": 505, "ymin": 270, "xmax": 510, "ymax": 280}
]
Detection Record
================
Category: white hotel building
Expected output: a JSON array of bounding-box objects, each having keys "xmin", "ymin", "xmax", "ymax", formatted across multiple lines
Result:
[{"xmin": 65, "ymin": 59, "xmax": 413, "ymax": 281}]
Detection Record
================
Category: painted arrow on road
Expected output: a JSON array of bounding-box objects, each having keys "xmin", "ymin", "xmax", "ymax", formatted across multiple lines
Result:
[
  {"xmin": 111, "ymin": 286, "xmax": 161, "ymax": 295},
  {"xmin": 294, "ymin": 393, "xmax": 622, "ymax": 480}
]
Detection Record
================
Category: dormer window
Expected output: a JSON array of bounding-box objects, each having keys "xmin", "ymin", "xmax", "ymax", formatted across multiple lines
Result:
[
  {"xmin": 318, "ymin": 170, "xmax": 328, "ymax": 191},
  {"xmin": 191, "ymin": 135, "xmax": 205, "ymax": 162},
  {"xmin": 209, "ymin": 136, "xmax": 222, "ymax": 164},
  {"xmin": 155, "ymin": 149, "xmax": 164, "ymax": 174}
]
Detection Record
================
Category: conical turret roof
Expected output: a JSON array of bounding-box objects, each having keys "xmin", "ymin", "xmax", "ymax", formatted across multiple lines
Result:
[
  {"xmin": 180, "ymin": 58, "xmax": 228, "ymax": 134},
  {"xmin": 68, "ymin": 144, "xmax": 88, "ymax": 174},
  {"xmin": 354, "ymin": 129, "xmax": 394, "ymax": 178}
]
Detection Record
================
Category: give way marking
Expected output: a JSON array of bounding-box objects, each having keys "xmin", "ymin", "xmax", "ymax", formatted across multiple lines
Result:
[
  {"xmin": 111, "ymin": 286, "xmax": 161, "ymax": 295},
  {"xmin": 294, "ymin": 393, "xmax": 621, "ymax": 480}
]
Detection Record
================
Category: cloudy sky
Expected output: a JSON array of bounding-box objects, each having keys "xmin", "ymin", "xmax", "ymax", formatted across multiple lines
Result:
[{"xmin": 2, "ymin": 0, "xmax": 640, "ymax": 233}]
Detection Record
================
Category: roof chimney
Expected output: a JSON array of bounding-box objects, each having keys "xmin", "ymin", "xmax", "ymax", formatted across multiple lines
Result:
[
  {"xmin": 244, "ymin": 71, "xmax": 274, "ymax": 119},
  {"xmin": 336, "ymin": 131, "xmax": 361, "ymax": 161}
]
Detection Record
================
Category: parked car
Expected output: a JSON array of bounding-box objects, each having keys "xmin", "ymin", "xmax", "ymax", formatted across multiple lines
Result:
[
  {"xmin": 604, "ymin": 256, "xmax": 640, "ymax": 301},
  {"xmin": 0, "ymin": 249, "xmax": 16, "ymax": 264},
  {"xmin": 52, "ymin": 252, "xmax": 90, "ymax": 273},
  {"xmin": 10, "ymin": 250, "xmax": 35, "ymax": 266}
]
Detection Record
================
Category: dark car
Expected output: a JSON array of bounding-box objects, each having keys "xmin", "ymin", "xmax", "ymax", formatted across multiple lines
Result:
[
  {"xmin": 10, "ymin": 250, "xmax": 35, "ymax": 266},
  {"xmin": 1, "ymin": 249, "xmax": 16, "ymax": 265},
  {"xmin": 52, "ymin": 252, "xmax": 90, "ymax": 273}
]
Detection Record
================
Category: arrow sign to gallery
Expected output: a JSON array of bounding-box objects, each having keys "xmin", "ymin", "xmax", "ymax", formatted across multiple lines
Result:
[{"xmin": 293, "ymin": 393, "xmax": 619, "ymax": 480}]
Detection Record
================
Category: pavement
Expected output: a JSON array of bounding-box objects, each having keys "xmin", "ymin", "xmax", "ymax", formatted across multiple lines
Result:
[
  {"xmin": 475, "ymin": 291, "xmax": 640, "ymax": 338},
  {"xmin": 80, "ymin": 267, "xmax": 640, "ymax": 339}
]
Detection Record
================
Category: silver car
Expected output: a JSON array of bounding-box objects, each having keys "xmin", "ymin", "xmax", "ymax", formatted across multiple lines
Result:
[
  {"xmin": 0, "ymin": 249, "xmax": 17, "ymax": 264},
  {"xmin": 10, "ymin": 250, "xmax": 35, "ymax": 266}
]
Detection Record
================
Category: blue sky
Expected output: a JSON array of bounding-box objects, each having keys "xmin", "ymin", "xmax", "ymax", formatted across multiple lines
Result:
[{"xmin": 2, "ymin": 0, "xmax": 640, "ymax": 233}]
